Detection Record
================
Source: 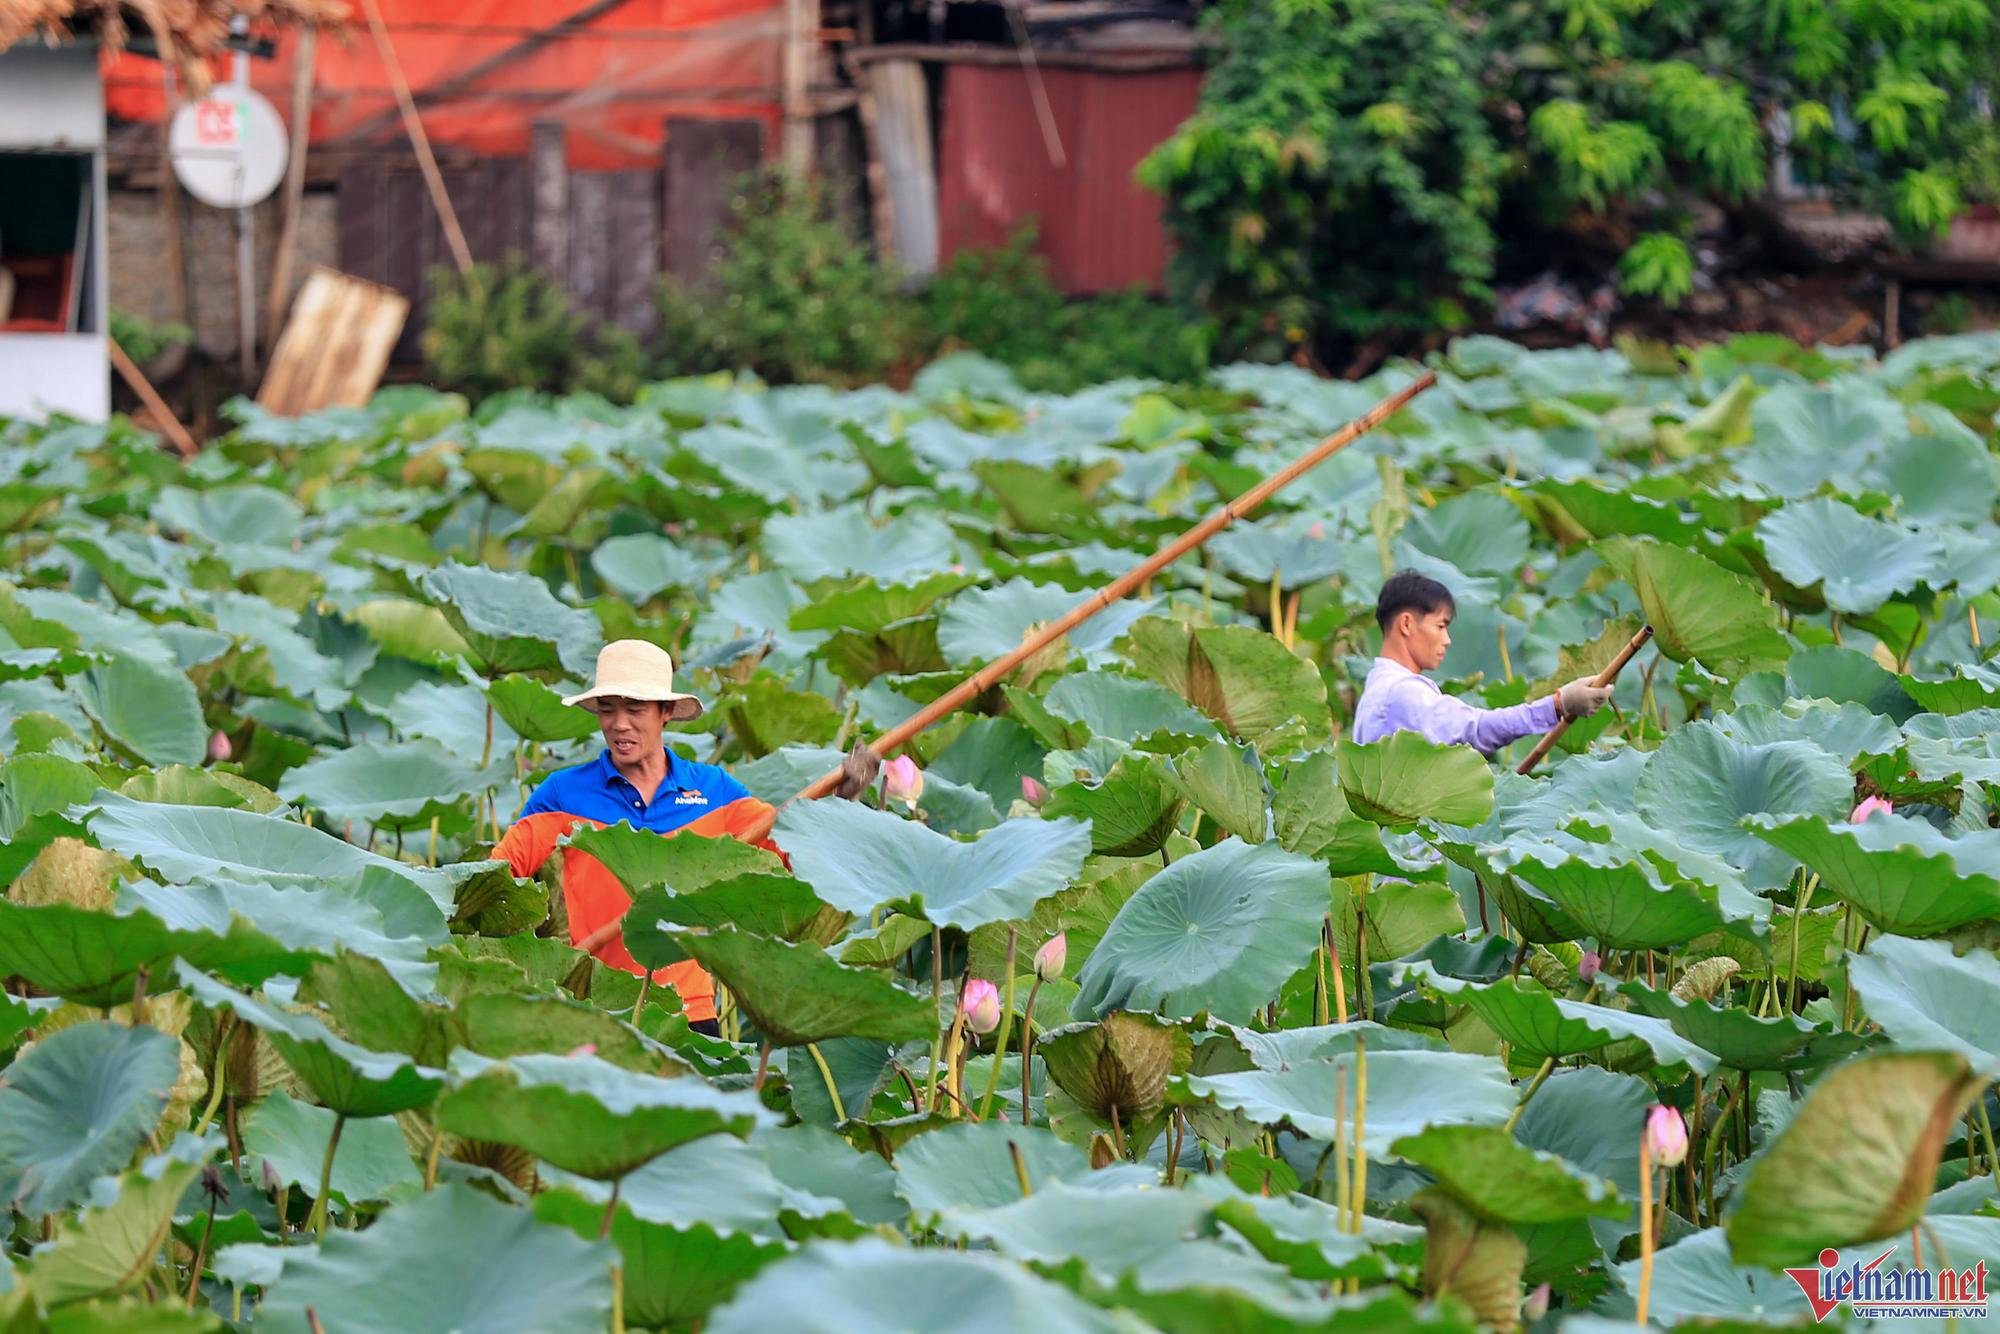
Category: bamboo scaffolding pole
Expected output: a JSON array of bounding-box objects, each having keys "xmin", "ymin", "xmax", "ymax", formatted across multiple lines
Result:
[
  {"xmin": 109, "ymin": 338, "xmax": 200, "ymax": 459},
  {"xmin": 1514, "ymin": 623, "xmax": 1653, "ymax": 775},
  {"xmin": 360, "ymin": 0, "xmax": 475, "ymax": 274},
  {"xmin": 575, "ymin": 371, "xmax": 1435, "ymax": 957}
]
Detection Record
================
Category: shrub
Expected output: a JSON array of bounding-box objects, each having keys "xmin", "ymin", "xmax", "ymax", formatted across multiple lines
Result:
[{"xmin": 422, "ymin": 259, "xmax": 645, "ymax": 400}]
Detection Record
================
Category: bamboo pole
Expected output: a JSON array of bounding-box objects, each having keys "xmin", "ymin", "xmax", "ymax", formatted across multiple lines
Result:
[
  {"xmin": 1514, "ymin": 623, "xmax": 1653, "ymax": 775},
  {"xmin": 359, "ymin": 0, "xmax": 475, "ymax": 274},
  {"xmin": 109, "ymin": 337, "xmax": 200, "ymax": 459},
  {"xmin": 264, "ymin": 27, "xmax": 319, "ymax": 356},
  {"xmin": 575, "ymin": 372, "xmax": 1436, "ymax": 958}
]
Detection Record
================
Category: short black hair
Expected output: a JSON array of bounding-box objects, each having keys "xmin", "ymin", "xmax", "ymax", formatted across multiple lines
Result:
[{"xmin": 1375, "ymin": 569, "xmax": 1455, "ymax": 630}]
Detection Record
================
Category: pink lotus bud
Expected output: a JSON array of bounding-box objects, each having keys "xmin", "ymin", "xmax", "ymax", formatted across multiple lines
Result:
[
  {"xmin": 963, "ymin": 979, "xmax": 1001, "ymax": 1035},
  {"xmin": 1577, "ymin": 950, "xmax": 1601, "ymax": 984},
  {"xmin": 1306, "ymin": 521, "xmax": 1326, "ymax": 540},
  {"xmin": 1021, "ymin": 775, "xmax": 1050, "ymax": 807},
  {"xmin": 1523, "ymin": 1283, "xmax": 1550, "ymax": 1322},
  {"xmin": 208, "ymin": 731, "xmax": 232, "ymax": 763},
  {"xmin": 1850, "ymin": 796, "xmax": 1893, "ymax": 823},
  {"xmin": 1645, "ymin": 1104, "xmax": 1689, "ymax": 1167},
  {"xmin": 567, "ymin": 1043, "xmax": 597, "ymax": 1058},
  {"xmin": 1033, "ymin": 932, "xmax": 1067, "ymax": 981},
  {"xmin": 883, "ymin": 755, "xmax": 924, "ymax": 812}
]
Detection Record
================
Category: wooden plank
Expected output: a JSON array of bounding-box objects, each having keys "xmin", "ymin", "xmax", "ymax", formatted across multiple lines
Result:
[
  {"xmin": 335, "ymin": 161, "xmax": 383, "ymax": 284},
  {"xmin": 383, "ymin": 170, "xmax": 430, "ymax": 361},
  {"xmin": 109, "ymin": 337, "xmax": 198, "ymax": 457},
  {"xmin": 258, "ymin": 267, "xmax": 409, "ymax": 415},
  {"xmin": 531, "ymin": 120, "xmax": 570, "ymax": 278},
  {"xmin": 872, "ymin": 58, "xmax": 939, "ymax": 275},
  {"xmin": 662, "ymin": 116, "xmax": 764, "ymax": 286},
  {"xmin": 569, "ymin": 172, "xmax": 615, "ymax": 323},
  {"xmin": 607, "ymin": 170, "xmax": 659, "ymax": 336}
]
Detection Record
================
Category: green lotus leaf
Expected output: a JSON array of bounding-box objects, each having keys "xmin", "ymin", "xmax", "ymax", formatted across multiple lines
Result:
[
  {"xmin": 438, "ymin": 1049, "xmax": 771, "ymax": 1180},
  {"xmin": 789, "ymin": 572, "xmax": 979, "ymax": 633},
  {"xmin": 1210, "ymin": 512, "xmax": 1347, "ymax": 585},
  {"xmin": 628, "ymin": 873, "xmax": 846, "ymax": 953},
  {"xmin": 1737, "ymin": 380, "xmax": 1904, "ymax": 498},
  {"xmin": 1186, "ymin": 1048, "xmax": 1517, "ymax": 1155},
  {"xmin": 1391, "ymin": 1124, "xmax": 1623, "ymax": 1224},
  {"xmin": 1755, "ymin": 497, "xmax": 1943, "ymax": 614},
  {"xmin": 1399, "ymin": 964, "xmax": 1717, "ymax": 1074},
  {"xmin": 1042, "ymin": 672, "xmax": 1219, "ymax": 744},
  {"xmin": 177, "ymin": 966, "xmax": 445, "ymax": 1118},
  {"xmin": 760, "ymin": 507, "xmax": 957, "ymax": 583},
  {"xmin": 1605, "ymin": 1226, "xmax": 1810, "ymax": 1325},
  {"xmin": 1512, "ymin": 1066, "xmax": 1650, "ymax": 1254},
  {"xmin": 586, "ymin": 534, "xmax": 713, "ymax": 604},
  {"xmin": 0, "ymin": 1021, "xmax": 179, "ymax": 1216},
  {"xmin": 1335, "ymin": 731, "xmax": 1495, "ymax": 827},
  {"xmin": 1726, "ymin": 1050, "xmax": 1985, "ymax": 1269},
  {"xmin": 1410, "ymin": 1187, "xmax": 1527, "ymax": 1331},
  {"xmin": 81, "ymin": 791, "xmax": 450, "ymax": 904},
  {"xmin": 669, "ymin": 926, "xmax": 934, "ymax": 1048},
  {"xmin": 1633, "ymin": 723, "xmax": 1853, "ymax": 890},
  {"xmin": 705, "ymin": 1236, "xmax": 1122, "ymax": 1334},
  {"xmin": 1042, "ymin": 749, "xmax": 1186, "ymax": 857},
  {"xmin": 1710, "ymin": 698, "xmax": 1902, "ymax": 763},
  {"xmin": 119, "ymin": 867, "xmax": 447, "ymax": 997},
  {"xmin": 75, "ymin": 654, "xmax": 207, "ymax": 767},
  {"xmin": 934, "ymin": 1183, "xmax": 1270, "ymax": 1292},
  {"xmin": 0, "ymin": 481, "xmax": 63, "ymax": 533},
  {"xmin": 1518, "ymin": 477, "xmax": 1700, "ymax": 545},
  {"xmin": 243, "ymin": 1090, "xmax": 420, "ymax": 1205},
  {"xmin": 534, "ymin": 1188, "xmax": 789, "ymax": 1329},
  {"xmin": 258, "ymin": 1183, "xmax": 613, "ymax": 1334},
  {"xmin": 1268, "ymin": 751, "xmax": 1404, "ymax": 876},
  {"xmin": 117, "ymin": 765, "xmax": 284, "ymax": 812},
  {"xmin": 422, "ymin": 563, "xmax": 601, "ymax": 678},
  {"xmin": 277, "ymin": 739, "xmax": 500, "ymax": 829},
  {"xmin": 486, "ymin": 673, "xmax": 599, "ymax": 742},
  {"xmin": 26, "ymin": 1157, "xmax": 202, "ymax": 1307},
  {"xmin": 0, "ymin": 900, "xmax": 317, "ymax": 1007},
  {"xmin": 1616, "ymin": 980, "xmax": 1834, "ymax": 1072},
  {"xmin": 1782, "ymin": 644, "xmax": 1915, "ymax": 719},
  {"xmin": 926, "ymin": 716, "xmax": 1047, "ymax": 813},
  {"xmin": 0, "ymin": 752, "xmax": 103, "ymax": 841},
  {"xmin": 1074, "ymin": 838, "xmax": 1329, "ymax": 1024},
  {"xmin": 891, "ymin": 1122, "xmax": 1104, "ymax": 1219},
  {"xmin": 1125, "ymin": 617, "xmax": 1333, "ymax": 747},
  {"xmin": 565, "ymin": 821, "xmax": 785, "ymax": 897},
  {"xmin": 939, "ymin": 578, "xmax": 1153, "ymax": 666},
  {"xmin": 1849, "ymin": 934, "xmax": 2000, "ymax": 1070},
  {"xmin": 776, "ymin": 799, "xmax": 1090, "ymax": 930},
  {"xmin": 1596, "ymin": 536, "xmax": 1790, "ymax": 676},
  {"xmin": 1746, "ymin": 812, "xmax": 2000, "ymax": 936},
  {"xmin": 1036, "ymin": 1011, "xmax": 1192, "ymax": 1141},
  {"xmin": 1164, "ymin": 738, "xmax": 1269, "ymax": 842},
  {"xmin": 153, "ymin": 483, "xmax": 303, "ymax": 547},
  {"xmin": 1209, "ymin": 1191, "xmax": 1389, "ymax": 1284},
  {"xmin": 348, "ymin": 598, "xmax": 480, "ymax": 668},
  {"xmin": 1403, "ymin": 491, "xmax": 1532, "ymax": 576},
  {"xmin": 463, "ymin": 446, "xmax": 564, "ymax": 513},
  {"xmin": 1489, "ymin": 836, "xmax": 1737, "ymax": 950},
  {"xmin": 1898, "ymin": 659, "xmax": 2000, "ymax": 715},
  {"xmin": 455, "ymin": 992, "xmax": 673, "ymax": 1074}
]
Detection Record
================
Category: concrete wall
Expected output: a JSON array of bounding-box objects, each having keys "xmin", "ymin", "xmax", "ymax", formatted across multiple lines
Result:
[{"xmin": 106, "ymin": 187, "xmax": 338, "ymax": 360}]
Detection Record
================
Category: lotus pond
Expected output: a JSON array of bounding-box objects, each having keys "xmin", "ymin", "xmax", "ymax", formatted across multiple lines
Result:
[{"xmin": 6, "ymin": 333, "xmax": 2000, "ymax": 1330}]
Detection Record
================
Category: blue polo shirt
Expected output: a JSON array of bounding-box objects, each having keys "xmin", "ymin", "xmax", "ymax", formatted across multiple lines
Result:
[{"xmin": 520, "ymin": 748, "xmax": 752, "ymax": 832}]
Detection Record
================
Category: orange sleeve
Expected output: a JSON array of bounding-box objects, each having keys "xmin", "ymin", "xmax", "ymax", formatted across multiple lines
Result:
[
  {"xmin": 492, "ymin": 810, "xmax": 591, "ymax": 878},
  {"xmin": 678, "ymin": 797, "xmax": 790, "ymax": 867}
]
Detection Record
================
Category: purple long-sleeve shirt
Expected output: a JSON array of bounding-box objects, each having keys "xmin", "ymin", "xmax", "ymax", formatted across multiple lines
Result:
[{"xmin": 1351, "ymin": 657, "xmax": 1559, "ymax": 756}]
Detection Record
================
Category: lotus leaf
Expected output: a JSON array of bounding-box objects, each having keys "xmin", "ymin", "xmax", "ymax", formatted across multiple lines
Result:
[
  {"xmin": 534, "ymin": 1187, "xmax": 789, "ymax": 1328},
  {"xmin": 669, "ymin": 927, "xmax": 933, "ymax": 1048},
  {"xmin": 1187, "ymin": 1048, "xmax": 1517, "ymax": 1155},
  {"xmin": 1747, "ymin": 812, "xmax": 2000, "ymax": 936},
  {"xmin": 1633, "ymin": 723, "xmax": 1853, "ymax": 889},
  {"xmin": 0, "ymin": 1022, "xmax": 179, "ymax": 1216},
  {"xmin": 1848, "ymin": 934, "xmax": 2000, "ymax": 1070},
  {"xmin": 1336, "ymin": 730, "xmax": 1495, "ymax": 826},
  {"xmin": 1596, "ymin": 537, "xmax": 1790, "ymax": 676},
  {"xmin": 1756, "ymin": 497, "xmax": 1943, "ymax": 614}
]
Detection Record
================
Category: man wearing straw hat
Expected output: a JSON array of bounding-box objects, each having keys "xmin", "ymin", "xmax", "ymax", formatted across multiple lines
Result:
[{"xmin": 495, "ymin": 640, "xmax": 876, "ymax": 1033}]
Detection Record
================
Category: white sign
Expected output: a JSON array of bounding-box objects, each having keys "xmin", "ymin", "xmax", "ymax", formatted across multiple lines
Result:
[{"xmin": 169, "ymin": 88, "xmax": 288, "ymax": 209}]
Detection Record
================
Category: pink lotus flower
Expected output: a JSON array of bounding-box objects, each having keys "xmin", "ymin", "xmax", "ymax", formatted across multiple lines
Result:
[
  {"xmin": 963, "ymin": 979, "xmax": 1001, "ymax": 1035},
  {"xmin": 567, "ymin": 1043, "xmax": 598, "ymax": 1058},
  {"xmin": 1523, "ymin": 1283, "xmax": 1550, "ymax": 1322},
  {"xmin": 1850, "ymin": 796, "xmax": 1894, "ymax": 823},
  {"xmin": 1033, "ymin": 932, "xmax": 1067, "ymax": 981},
  {"xmin": 1578, "ymin": 950, "xmax": 1601, "ymax": 984},
  {"xmin": 1306, "ymin": 521, "xmax": 1326, "ymax": 540},
  {"xmin": 1021, "ymin": 775, "xmax": 1050, "ymax": 807},
  {"xmin": 208, "ymin": 731, "xmax": 232, "ymax": 763},
  {"xmin": 1645, "ymin": 1104, "xmax": 1689, "ymax": 1167},
  {"xmin": 883, "ymin": 756, "xmax": 924, "ymax": 812}
]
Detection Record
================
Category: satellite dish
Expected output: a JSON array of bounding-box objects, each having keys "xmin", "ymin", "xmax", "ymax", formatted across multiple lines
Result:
[{"xmin": 169, "ymin": 88, "xmax": 289, "ymax": 209}]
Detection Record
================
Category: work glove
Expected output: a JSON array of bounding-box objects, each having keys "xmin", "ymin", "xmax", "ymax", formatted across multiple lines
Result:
[
  {"xmin": 831, "ymin": 741, "xmax": 882, "ymax": 800},
  {"xmin": 1557, "ymin": 677, "xmax": 1615, "ymax": 721}
]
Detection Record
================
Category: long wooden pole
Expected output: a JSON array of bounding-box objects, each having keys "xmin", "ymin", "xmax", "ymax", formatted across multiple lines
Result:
[
  {"xmin": 360, "ymin": 0, "xmax": 475, "ymax": 274},
  {"xmin": 1514, "ymin": 623, "xmax": 1653, "ymax": 775},
  {"xmin": 264, "ymin": 28, "xmax": 318, "ymax": 356},
  {"xmin": 109, "ymin": 338, "xmax": 200, "ymax": 458},
  {"xmin": 574, "ymin": 371, "xmax": 1435, "ymax": 957}
]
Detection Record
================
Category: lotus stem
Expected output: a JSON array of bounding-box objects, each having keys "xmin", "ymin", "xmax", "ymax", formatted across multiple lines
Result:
[
  {"xmin": 186, "ymin": 1207, "xmax": 217, "ymax": 1309},
  {"xmin": 308, "ymin": 1114, "xmax": 345, "ymax": 1238},
  {"xmin": 1269, "ymin": 570, "xmax": 1284, "ymax": 646},
  {"xmin": 1326, "ymin": 917, "xmax": 1347, "ymax": 1024},
  {"xmin": 924, "ymin": 928, "xmax": 946, "ymax": 1113},
  {"xmin": 1977, "ymin": 1097, "xmax": 2000, "ymax": 1194},
  {"xmin": 1109, "ymin": 1103, "xmax": 1127, "ymax": 1160},
  {"xmin": 600, "ymin": 1179, "xmax": 620, "ymax": 1239},
  {"xmin": 1505, "ymin": 1057, "xmax": 1557, "ymax": 1133},
  {"xmin": 427, "ymin": 815, "xmax": 440, "ymax": 867},
  {"xmin": 1497, "ymin": 620, "xmax": 1513, "ymax": 682},
  {"xmin": 1348, "ymin": 1037, "xmax": 1367, "ymax": 1235},
  {"xmin": 131, "ymin": 964, "xmax": 151, "ymax": 1028},
  {"xmin": 807, "ymin": 1043, "xmax": 847, "ymax": 1123},
  {"xmin": 273, "ymin": 1185, "xmax": 290, "ymax": 1244},
  {"xmin": 753, "ymin": 1041, "xmax": 772, "ymax": 1093},
  {"xmin": 423, "ymin": 1126, "xmax": 444, "ymax": 1192},
  {"xmin": 977, "ymin": 930, "xmax": 1019, "ymax": 1122},
  {"xmin": 1019, "ymin": 975, "xmax": 1046, "ymax": 1125},
  {"xmin": 1788, "ymin": 873, "xmax": 1818, "ymax": 1012},
  {"xmin": 1008, "ymin": 1139, "xmax": 1033, "ymax": 1197},
  {"xmin": 1972, "ymin": 605, "xmax": 1983, "ymax": 649},
  {"xmin": 610, "ymin": 1263, "xmax": 625, "ymax": 1334},
  {"xmin": 1636, "ymin": 1140, "xmax": 1656, "ymax": 1325},
  {"xmin": 1312, "ymin": 942, "xmax": 1328, "ymax": 1027},
  {"xmin": 631, "ymin": 974, "xmax": 650, "ymax": 1032},
  {"xmin": 1841, "ymin": 904, "xmax": 1862, "ymax": 1031},
  {"xmin": 193, "ymin": 1015, "xmax": 233, "ymax": 1137},
  {"xmin": 1355, "ymin": 877, "xmax": 1373, "ymax": 1020},
  {"xmin": 481, "ymin": 700, "xmax": 494, "ymax": 769},
  {"xmin": 1333, "ymin": 1064, "xmax": 1349, "ymax": 1231}
]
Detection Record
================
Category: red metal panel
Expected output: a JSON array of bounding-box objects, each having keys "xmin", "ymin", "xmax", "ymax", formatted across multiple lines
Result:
[{"xmin": 937, "ymin": 61, "xmax": 1198, "ymax": 294}]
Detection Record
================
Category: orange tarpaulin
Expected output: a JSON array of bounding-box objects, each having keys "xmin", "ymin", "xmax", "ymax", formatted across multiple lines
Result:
[
  {"xmin": 493, "ymin": 797, "xmax": 786, "ymax": 1023},
  {"xmin": 103, "ymin": 0, "xmax": 782, "ymax": 170}
]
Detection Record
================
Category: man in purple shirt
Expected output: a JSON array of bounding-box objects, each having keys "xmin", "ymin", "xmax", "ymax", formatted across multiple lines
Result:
[{"xmin": 1353, "ymin": 570, "xmax": 1612, "ymax": 756}]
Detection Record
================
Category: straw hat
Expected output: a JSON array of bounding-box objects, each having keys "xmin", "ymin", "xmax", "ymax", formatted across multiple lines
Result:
[{"xmin": 561, "ymin": 640, "xmax": 705, "ymax": 721}]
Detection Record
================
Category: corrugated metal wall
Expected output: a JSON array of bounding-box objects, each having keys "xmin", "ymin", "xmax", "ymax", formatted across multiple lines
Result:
[{"xmin": 936, "ymin": 62, "xmax": 1199, "ymax": 294}]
